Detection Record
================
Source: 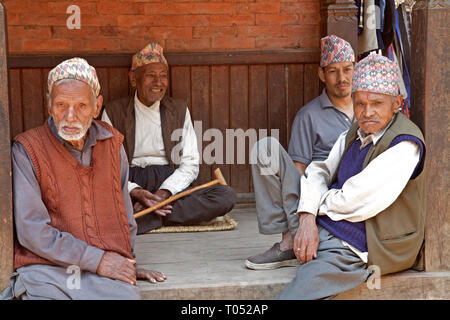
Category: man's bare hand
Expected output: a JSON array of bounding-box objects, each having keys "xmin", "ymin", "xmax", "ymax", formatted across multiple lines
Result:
[
  {"xmin": 294, "ymin": 212, "xmax": 319, "ymax": 264},
  {"xmin": 130, "ymin": 188, "xmax": 172, "ymax": 216},
  {"xmin": 97, "ymin": 252, "xmax": 137, "ymax": 286},
  {"xmin": 293, "ymin": 161, "xmax": 307, "ymax": 176},
  {"xmin": 154, "ymin": 189, "xmax": 171, "ymax": 201},
  {"xmin": 136, "ymin": 268, "xmax": 167, "ymax": 284}
]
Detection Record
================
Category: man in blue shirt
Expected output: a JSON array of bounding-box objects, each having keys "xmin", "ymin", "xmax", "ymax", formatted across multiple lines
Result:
[{"xmin": 246, "ymin": 35, "xmax": 356, "ymax": 270}]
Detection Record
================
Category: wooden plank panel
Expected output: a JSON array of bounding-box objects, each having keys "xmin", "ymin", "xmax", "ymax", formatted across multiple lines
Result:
[
  {"xmin": 287, "ymin": 64, "xmax": 304, "ymax": 144},
  {"xmin": 0, "ymin": 3, "xmax": 13, "ymax": 292},
  {"xmin": 8, "ymin": 69, "xmax": 23, "ymax": 139},
  {"xmin": 268, "ymin": 64, "xmax": 287, "ymax": 148},
  {"xmin": 230, "ymin": 65, "xmax": 250, "ymax": 193},
  {"xmin": 22, "ymin": 69, "xmax": 45, "ymax": 130},
  {"xmin": 190, "ymin": 66, "xmax": 211, "ymax": 185},
  {"xmin": 96, "ymin": 67, "xmax": 109, "ymax": 105},
  {"xmin": 303, "ymin": 63, "xmax": 320, "ymax": 105},
  {"xmin": 170, "ymin": 66, "xmax": 191, "ymax": 111},
  {"xmin": 249, "ymin": 65, "xmax": 268, "ymax": 131},
  {"xmin": 108, "ymin": 67, "xmax": 129, "ymax": 101},
  {"xmin": 248, "ymin": 65, "xmax": 268, "ymax": 192},
  {"xmin": 210, "ymin": 66, "xmax": 230, "ymax": 185},
  {"xmin": 41, "ymin": 68, "xmax": 51, "ymax": 121}
]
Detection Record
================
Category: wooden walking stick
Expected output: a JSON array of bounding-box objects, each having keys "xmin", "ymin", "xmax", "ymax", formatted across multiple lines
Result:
[{"xmin": 133, "ymin": 168, "xmax": 227, "ymax": 219}]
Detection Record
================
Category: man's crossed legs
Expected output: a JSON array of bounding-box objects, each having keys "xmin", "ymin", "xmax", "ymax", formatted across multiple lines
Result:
[{"xmin": 129, "ymin": 165, "xmax": 237, "ymax": 234}]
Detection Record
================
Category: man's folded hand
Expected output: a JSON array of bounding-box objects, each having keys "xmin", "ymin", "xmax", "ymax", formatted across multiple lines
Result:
[{"xmin": 130, "ymin": 188, "xmax": 172, "ymax": 216}]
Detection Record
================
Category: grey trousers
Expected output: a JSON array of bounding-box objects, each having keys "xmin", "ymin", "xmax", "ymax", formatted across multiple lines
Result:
[
  {"xmin": 1, "ymin": 264, "xmax": 141, "ymax": 300},
  {"xmin": 277, "ymin": 226, "xmax": 370, "ymax": 300},
  {"xmin": 251, "ymin": 137, "xmax": 301, "ymax": 238}
]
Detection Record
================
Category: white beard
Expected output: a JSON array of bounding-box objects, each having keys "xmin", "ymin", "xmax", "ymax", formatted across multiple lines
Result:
[{"xmin": 55, "ymin": 118, "xmax": 92, "ymax": 142}]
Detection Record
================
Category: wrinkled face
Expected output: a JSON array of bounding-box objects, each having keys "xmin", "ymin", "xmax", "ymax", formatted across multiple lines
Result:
[
  {"xmin": 318, "ymin": 61, "xmax": 354, "ymax": 99},
  {"xmin": 48, "ymin": 80, "xmax": 102, "ymax": 146},
  {"xmin": 353, "ymin": 91, "xmax": 401, "ymax": 134},
  {"xmin": 131, "ymin": 62, "xmax": 168, "ymax": 105}
]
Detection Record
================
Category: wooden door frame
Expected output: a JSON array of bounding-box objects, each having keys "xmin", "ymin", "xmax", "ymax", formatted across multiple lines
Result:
[
  {"xmin": 0, "ymin": 0, "xmax": 448, "ymax": 294},
  {"xmin": 0, "ymin": 3, "xmax": 13, "ymax": 292}
]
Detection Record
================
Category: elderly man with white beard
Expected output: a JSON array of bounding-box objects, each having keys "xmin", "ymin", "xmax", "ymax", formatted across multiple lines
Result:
[{"xmin": 1, "ymin": 58, "xmax": 165, "ymax": 300}]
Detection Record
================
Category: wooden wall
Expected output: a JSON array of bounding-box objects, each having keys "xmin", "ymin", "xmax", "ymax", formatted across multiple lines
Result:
[{"xmin": 8, "ymin": 49, "xmax": 321, "ymax": 193}]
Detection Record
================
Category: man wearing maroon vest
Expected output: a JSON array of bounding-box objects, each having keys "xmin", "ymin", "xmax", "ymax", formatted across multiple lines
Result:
[
  {"xmin": 2, "ymin": 58, "xmax": 165, "ymax": 300},
  {"xmin": 102, "ymin": 43, "xmax": 236, "ymax": 234},
  {"xmin": 274, "ymin": 53, "xmax": 426, "ymax": 299}
]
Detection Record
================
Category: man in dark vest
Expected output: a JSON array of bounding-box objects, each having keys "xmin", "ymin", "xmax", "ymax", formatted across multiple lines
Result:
[
  {"xmin": 2, "ymin": 58, "xmax": 165, "ymax": 300},
  {"xmin": 265, "ymin": 53, "xmax": 425, "ymax": 299},
  {"xmin": 102, "ymin": 43, "xmax": 236, "ymax": 234}
]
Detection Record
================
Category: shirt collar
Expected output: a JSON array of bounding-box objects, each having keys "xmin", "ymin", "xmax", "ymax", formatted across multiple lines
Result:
[
  {"xmin": 319, "ymin": 88, "xmax": 355, "ymax": 123},
  {"xmin": 357, "ymin": 117, "xmax": 395, "ymax": 148},
  {"xmin": 319, "ymin": 88, "xmax": 335, "ymax": 109},
  {"xmin": 48, "ymin": 117, "xmax": 113, "ymax": 151},
  {"xmin": 134, "ymin": 91, "xmax": 160, "ymax": 112}
]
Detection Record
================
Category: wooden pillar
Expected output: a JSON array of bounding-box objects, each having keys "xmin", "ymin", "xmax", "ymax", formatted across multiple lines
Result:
[
  {"xmin": 321, "ymin": 0, "xmax": 359, "ymax": 53},
  {"xmin": 410, "ymin": 0, "xmax": 450, "ymax": 272},
  {"xmin": 0, "ymin": 3, "xmax": 13, "ymax": 292}
]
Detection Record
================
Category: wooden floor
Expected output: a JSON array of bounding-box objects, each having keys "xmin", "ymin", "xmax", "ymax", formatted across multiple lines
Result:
[
  {"xmin": 135, "ymin": 205, "xmax": 297, "ymax": 300},
  {"xmin": 134, "ymin": 205, "xmax": 450, "ymax": 300}
]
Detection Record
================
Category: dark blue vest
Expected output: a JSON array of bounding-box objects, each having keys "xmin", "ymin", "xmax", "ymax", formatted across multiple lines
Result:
[{"xmin": 316, "ymin": 134, "xmax": 424, "ymax": 252}]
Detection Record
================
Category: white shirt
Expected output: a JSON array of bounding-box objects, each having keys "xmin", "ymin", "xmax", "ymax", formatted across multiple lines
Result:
[
  {"xmin": 297, "ymin": 124, "xmax": 421, "ymax": 262},
  {"xmin": 102, "ymin": 93, "xmax": 200, "ymax": 195}
]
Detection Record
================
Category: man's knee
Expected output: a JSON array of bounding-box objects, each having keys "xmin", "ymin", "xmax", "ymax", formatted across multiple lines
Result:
[
  {"xmin": 250, "ymin": 137, "xmax": 280, "ymax": 162},
  {"xmin": 250, "ymin": 137, "xmax": 282, "ymax": 176},
  {"xmin": 214, "ymin": 185, "xmax": 237, "ymax": 212}
]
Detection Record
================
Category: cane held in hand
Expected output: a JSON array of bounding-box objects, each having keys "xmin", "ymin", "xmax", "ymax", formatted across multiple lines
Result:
[{"xmin": 133, "ymin": 168, "xmax": 227, "ymax": 219}]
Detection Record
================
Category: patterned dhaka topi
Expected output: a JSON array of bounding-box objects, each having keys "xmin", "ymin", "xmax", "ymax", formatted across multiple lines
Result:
[
  {"xmin": 47, "ymin": 57, "xmax": 100, "ymax": 97},
  {"xmin": 131, "ymin": 43, "xmax": 168, "ymax": 71},
  {"xmin": 352, "ymin": 52, "xmax": 400, "ymax": 96},
  {"xmin": 320, "ymin": 34, "xmax": 355, "ymax": 68}
]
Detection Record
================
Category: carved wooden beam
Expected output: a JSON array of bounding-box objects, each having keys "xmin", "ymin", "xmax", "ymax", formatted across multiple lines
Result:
[{"xmin": 321, "ymin": 0, "xmax": 358, "ymax": 54}]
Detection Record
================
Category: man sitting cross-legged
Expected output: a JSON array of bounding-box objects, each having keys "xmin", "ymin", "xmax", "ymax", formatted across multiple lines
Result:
[{"xmin": 102, "ymin": 43, "xmax": 236, "ymax": 234}]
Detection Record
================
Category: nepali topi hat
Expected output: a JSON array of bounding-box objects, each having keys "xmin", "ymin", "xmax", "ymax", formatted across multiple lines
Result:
[
  {"xmin": 48, "ymin": 57, "xmax": 100, "ymax": 97},
  {"xmin": 131, "ymin": 43, "xmax": 168, "ymax": 71},
  {"xmin": 352, "ymin": 52, "xmax": 400, "ymax": 97},
  {"xmin": 320, "ymin": 35, "xmax": 355, "ymax": 68}
]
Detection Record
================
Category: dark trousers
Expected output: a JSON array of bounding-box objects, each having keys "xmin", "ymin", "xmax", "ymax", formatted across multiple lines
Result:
[{"xmin": 129, "ymin": 165, "xmax": 237, "ymax": 234}]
